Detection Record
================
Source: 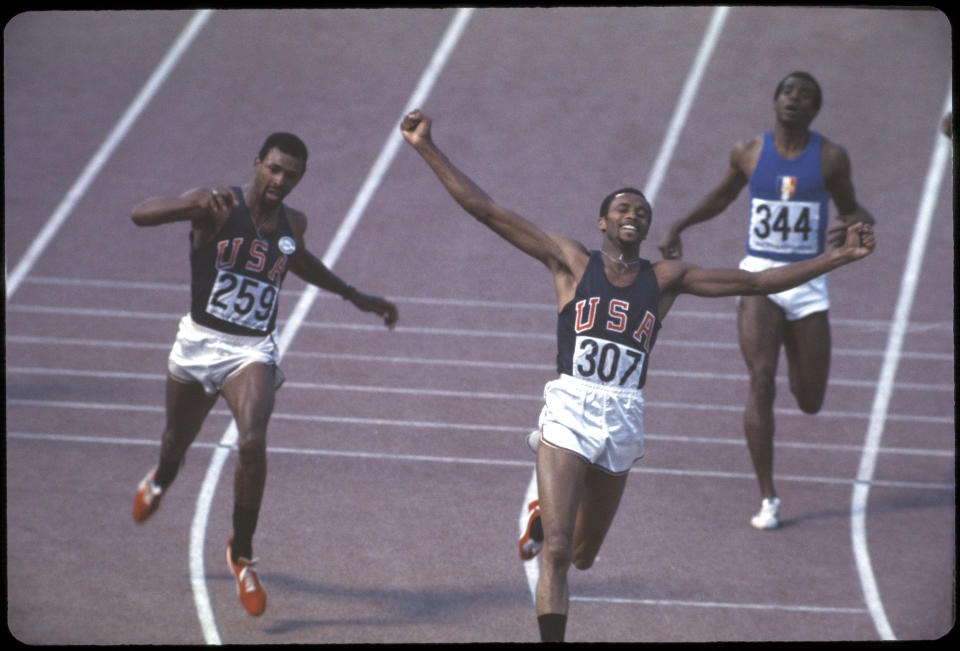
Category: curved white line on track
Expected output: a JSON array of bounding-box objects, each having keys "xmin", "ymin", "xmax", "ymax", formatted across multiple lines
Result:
[
  {"xmin": 186, "ymin": 9, "xmax": 475, "ymax": 644},
  {"xmin": 519, "ymin": 5, "xmax": 731, "ymax": 603},
  {"xmin": 4, "ymin": 10, "xmax": 214, "ymax": 300},
  {"xmin": 849, "ymin": 82, "xmax": 953, "ymax": 641}
]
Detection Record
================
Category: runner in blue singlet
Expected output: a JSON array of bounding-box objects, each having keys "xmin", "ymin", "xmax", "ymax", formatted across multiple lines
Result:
[{"xmin": 658, "ymin": 72, "xmax": 875, "ymax": 531}]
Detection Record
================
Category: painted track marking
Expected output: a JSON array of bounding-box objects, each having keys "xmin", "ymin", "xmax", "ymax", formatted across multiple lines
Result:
[
  {"xmin": 8, "ymin": 429, "xmax": 954, "ymax": 492},
  {"xmin": 849, "ymin": 81, "xmax": 953, "ymax": 641},
  {"xmin": 4, "ymin": 10, "xmax": 214, "ymax": 300}
]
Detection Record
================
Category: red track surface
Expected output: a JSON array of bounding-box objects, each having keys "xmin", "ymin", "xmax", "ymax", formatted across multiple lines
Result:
[{"xmin": 5, "ymin": 8, "xmax": 953, "ymax": 644}]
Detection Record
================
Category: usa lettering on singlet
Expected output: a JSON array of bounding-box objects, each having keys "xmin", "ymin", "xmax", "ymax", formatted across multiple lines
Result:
[
  {"xmin": 746, "ymin": 131, "xmax": 832, "ymax": 262},
  {"xmin": 189, "ymin": 187, "xmax": 296, "ymax": 336},
  {"xmin": 555, "ymin": 252, "xmax": 661, "ymax": 390}
]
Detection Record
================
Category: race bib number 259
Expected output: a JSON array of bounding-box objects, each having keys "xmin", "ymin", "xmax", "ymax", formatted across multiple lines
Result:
[{"xmin": 205, "ymin": 270, "xmax": 278, "ymax": 332}]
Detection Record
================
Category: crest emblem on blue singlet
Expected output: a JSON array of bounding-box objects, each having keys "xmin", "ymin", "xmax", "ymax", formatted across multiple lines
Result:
[
  {"xmin": 279, "ymin": 236, "xmax": 296, "ymax": 255},
  {"xmin": 777, "ymin": 175, "xmax": 797, "ymax": 200}
]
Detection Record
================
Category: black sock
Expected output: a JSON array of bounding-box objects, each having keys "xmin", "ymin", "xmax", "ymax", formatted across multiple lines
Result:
[
  {"xmin": 537, "ymin": 613, "xmax": 567, "ymax": 643},
  {"xmin": 154, "ymin": 456, "xmax": 181, "ymax": 489},
  {"xmin": 231, "ymin": 504, "xmax": 259, "ymax": 563},
  {"xmin": 530, "ymin": 514, "xmax": 543, "ymax": 542}
]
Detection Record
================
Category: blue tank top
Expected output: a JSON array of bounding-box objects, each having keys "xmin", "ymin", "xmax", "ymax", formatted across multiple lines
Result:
[
  {"xmin": 747, "ymin": 130, "xmax": 831, "ymax": 262},
  {"xmin": 189, "ymin": 187, "xmax": 296, "ymax": 336},
  {"xmin": 556, "ymin": 252, "xmax": 661, "ymax": 390}
]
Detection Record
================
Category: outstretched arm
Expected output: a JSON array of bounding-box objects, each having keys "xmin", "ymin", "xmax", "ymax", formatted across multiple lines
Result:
[
  {"xmin": 286, "ymin": 212, "xmax": 398, "ymax": 329},
  {"xmin": 400, "ymin": 110, "xmax": 582, "ymax": 276},
  {"xmin": 660, "ymin": 222, "xmax": 875, "ymax": 301}
]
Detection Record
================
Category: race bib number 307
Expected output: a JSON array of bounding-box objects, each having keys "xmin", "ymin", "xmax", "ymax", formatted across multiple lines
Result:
[
  {"xmin": 749, "ymin": 198, "xmax": 821, "ymax": 256},
  {"xmin": 573, "ymin": 335, "xmax": 647, "ymax": 389},
  {"xmin": 205, "ymin": 270, "xmax": 278, "ymax": 332}
]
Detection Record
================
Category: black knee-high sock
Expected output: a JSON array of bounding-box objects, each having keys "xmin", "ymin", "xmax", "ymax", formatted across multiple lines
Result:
[
  {"xmin": 538, "ymin": 613, "xmax": 567, "ymax": 643},
  {"xmin": 154, "ymin": 456, "xmax": 181, "ymax": 488},
  {"xmin": 231, "ymin": 504, "xmax": 259, "ymax": 563}
]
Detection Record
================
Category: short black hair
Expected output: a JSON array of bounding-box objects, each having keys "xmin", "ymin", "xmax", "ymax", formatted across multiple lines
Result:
[
  {"xmin": 774, "ymin": 71, "xmax": 822, "ymax": 113},
  {"xmin": 600, "ymin": 187, "xmax": 650, "ymax": 219},
  {"xmin": 258, "ymin": 132, "xmax": 308, "ymax": 164}
]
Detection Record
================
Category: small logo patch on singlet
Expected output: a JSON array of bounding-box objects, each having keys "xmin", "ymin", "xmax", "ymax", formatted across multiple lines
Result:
[{"xmin": 279, "ymin": 236, "xmax": 296, "ymax": 255}]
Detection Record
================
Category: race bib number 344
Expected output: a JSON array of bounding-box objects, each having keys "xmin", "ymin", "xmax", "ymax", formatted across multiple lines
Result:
[
  {"xmin": 573, "ymin": 335, "xmax": 647, "ymax": 389},
  {"xmin": 749, "ymin": 198, "xmax": 821, "ymax": 256},
  {"xmin": 205, "ymin": 270, "xmax": 278, "ymax": 332}
]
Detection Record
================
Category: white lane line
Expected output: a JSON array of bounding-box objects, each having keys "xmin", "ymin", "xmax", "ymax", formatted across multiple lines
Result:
[
  {"xmin": 8, "ymin": 399, "xmax": 957, "ymax": 462},
  {"xmin": 4, "ymin": 10, "xmax": 214, "ymax": 300},
  {"xmin": 185, "ymin": 8, "xmax": 475, "ymax": 645},
  {"xmin": 643, "ymin": 6, "xmax": 730, "ymax": 207},
  {"xmin": 8, "ymin": 430, "xmax": 954, "ymax": 492},
  {"xmin": 7, "ymin": 365, "xmax": 952, "ymax": 401},
  {"xmin": 16, "ymin": 274, "xmax": 958, "ymax": 333},
  {"xmin": 8, "ymin": 396, "xmax": 958, "ymax": 459},
  {"xmin": 569, "ymin": 595, "xmax": 867, "ymax": 614},
  {"xmin": 11, "ymin": 391, "xmax": 955, "ymax": 428},
  {"xmin": 520, "ymin": 5, "xmax": 732, "ymax": 603},
  {"xmin": 7, "ymin": 332, "xmax": 956, "ymax": 370},
  {"xmin": 849, "ymin": 82, "xmax": 953, "ymax": 642},
  {"xmin": 15, "ymin": 310, "xmax": 953, "ymax": 362}
]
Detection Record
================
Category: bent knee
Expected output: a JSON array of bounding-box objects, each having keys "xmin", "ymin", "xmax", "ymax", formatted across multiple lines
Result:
[
  {"xmin": 795, "ymin": 395, "xmax": 824, "ymax": 415},
  {"xmin": 791, "ymin": 382, "xmax": 827, "ymax": 414},
  {"xmin": 572, "ymin": 555, "xmax": 595, "ymax": 571},
  {"xmin": 571, "ymin": 539, "xmax": 601, "ymax": 570}
]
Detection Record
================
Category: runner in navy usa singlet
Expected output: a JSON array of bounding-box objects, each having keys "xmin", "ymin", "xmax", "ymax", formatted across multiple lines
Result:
[
  {"xmin": 556, "ymin": 252, "xmax": 661, "ymax": 390},
  {"xmin": 130, "ymin": 132, "xmax": 398, "ymax": 618},
  {"xmin": 189, "ymin": 187, "xmax": 296, "ymax": 336},
  {"xmin": 401, "ymin": 107, "xmax": 874, "ymax": 641}
]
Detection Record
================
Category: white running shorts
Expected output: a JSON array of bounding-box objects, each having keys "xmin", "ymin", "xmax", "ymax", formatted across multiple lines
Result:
[
  {"xmin": 738, "ymin": 254, "xmax": 830, "ymax": 321},
  {"xmin": 167, "ymin": 315, "xmax": 284, "ymax": 396},
  {"xmin": 537, "ymin": 374, "xmax": 645, "ymax": 475}
]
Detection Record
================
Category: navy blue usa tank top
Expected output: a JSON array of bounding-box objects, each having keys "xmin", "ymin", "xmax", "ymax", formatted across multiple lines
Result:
[
  {"xmin": 189, "ymin": 187, "xmax": 296, "ymax": 336},
  {"xmin": 556, "ymin": 252, "xmax": 661, "ymax": 390}
]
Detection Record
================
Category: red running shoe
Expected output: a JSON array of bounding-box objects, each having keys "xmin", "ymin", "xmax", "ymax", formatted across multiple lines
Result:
[
  {"xmin": 227, "ymin": 537, "xmax": 266, "ymax": 616},
  {"xmin": 518, "ymin": 498, "xmax": 544, "ymax": 561},
  {"xmin": 132, "ymin": 467, "xmax": 164, "ymax": 523}
]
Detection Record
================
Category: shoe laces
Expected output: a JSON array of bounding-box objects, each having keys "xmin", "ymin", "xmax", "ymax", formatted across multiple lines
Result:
[
  {"xmin": 141, "ymin": 477, "xmax": 162, "ymax": 499},
  {"xmin": 235, "ymin": 556, "xmax": 259, "ymax": 573},
  {"xmin": 237, "ymin": 560, "xmax": 261, "ymax": 591}
]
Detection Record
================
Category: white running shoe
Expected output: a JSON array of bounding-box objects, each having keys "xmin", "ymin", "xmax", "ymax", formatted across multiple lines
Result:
[
  {"xmin": 750, "ymin": 497, "xmax": 781, "ymax": 530},
  {"xmin": 526, "ymin": 430, "xmax": 540, "ymax": 455}
]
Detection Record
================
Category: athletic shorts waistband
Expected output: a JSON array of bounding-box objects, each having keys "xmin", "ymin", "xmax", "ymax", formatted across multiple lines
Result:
[
  {"xmin": 182, "ymin": 315, "xmax": 277, "ymax": 346},
  {"xmin": 554, "ymin": 373, "xmax": 645, "ymax": 399}
]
